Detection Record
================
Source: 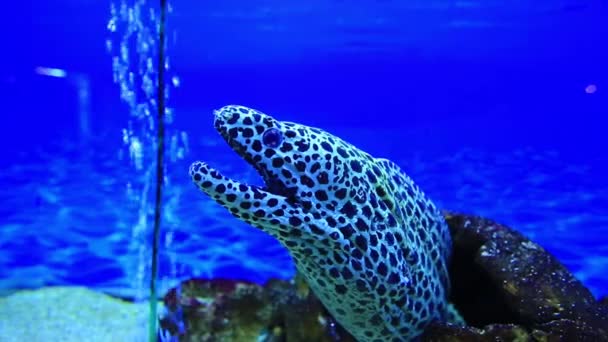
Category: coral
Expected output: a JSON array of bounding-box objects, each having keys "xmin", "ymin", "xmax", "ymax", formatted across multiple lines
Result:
[{"xmin": 160, "ymin": 276, "xmax": 354, "ymax": 342}]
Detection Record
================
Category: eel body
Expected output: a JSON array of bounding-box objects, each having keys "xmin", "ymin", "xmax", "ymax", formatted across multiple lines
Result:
[{"xmin": 190, "ymin": 105, "xmax": 454, "ymax": 341}]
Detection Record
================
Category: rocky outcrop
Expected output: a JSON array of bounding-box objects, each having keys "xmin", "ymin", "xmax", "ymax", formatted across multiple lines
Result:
[{"xmin": 160, "ymin": 212, "xmax": 607, "ymax": 341}]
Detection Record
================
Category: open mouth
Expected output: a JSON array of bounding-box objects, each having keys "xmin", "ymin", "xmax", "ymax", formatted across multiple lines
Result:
[
  {"xmin": 211, "ymin": 109, "xmax": 300, "ymax": 205},
  {"xmin": 213, "ymin": 131, "xmax": 302, "ymax": 209},
  {"xmin": 227, "ymin": 137, "xmax": 299, "ymax": 203}
]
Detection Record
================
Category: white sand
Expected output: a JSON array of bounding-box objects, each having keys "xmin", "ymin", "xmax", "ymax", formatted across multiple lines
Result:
[{"xmin": 0, "ymin": 287, "xmax": 155, "ymax": 342}]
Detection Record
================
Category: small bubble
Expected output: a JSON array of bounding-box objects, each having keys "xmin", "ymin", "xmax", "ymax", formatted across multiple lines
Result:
[
  {"xmin": 171, "ymin": 76, "xmax": 180, "ymax": 87},
  {"xmin": 142, "ymin": 74, "xmax": 154, "ymax": 98},
  {"xmin": 120, "ymin": 43, "xmax": 129, "ymax": 62},
  {"xmin": 181, "ymin": 131, "xmax": 189, "ymax": 154},
  {"xmin": 119, "ymin": 3, "xmax": 128, "ymax": 19},
  {"xmin": 122, "ymin": 128, "xmax": 129, "ymax": 144},
  {"xmin": 140, "ymin": 41, "xmax": 149, "ymax": 54},
  {"xmin": 107, "ymin": 18, "xmax": 117, "ymax": 32},
  {"xmin": 126, "ymin": 181, "xmax": 133, "ymax": 198},
  {"xmin": 110, "ymin": 2, "xmax": 116, "ymax": 16},
  {"xmin": 146, "ymin": 57, "xmax": 154, "ymax": 72},
  {"xmin": 165, "ymin": 231, "xmax": 174, "ymax": 246},
  {"xmin": 128, "ymin": 8, "xmax": 135, "ymax": 25},
  {"xmin": 585, "ymin": 84, "xmax": 597, "ymax": 94},
  {"xmin": 169, "ymin": 134, "xmax": 178, "ymax": 162},
  {"xmin": 165, "ymin": 107, "xmax": 174, "ymax": 124},
  {"xmin": 129, "ymin": 137, "xmax": 144, "ymax": 170},
  {"xmin": 140, "ymin": 103, "xmax": 151, "ymax": 118}
]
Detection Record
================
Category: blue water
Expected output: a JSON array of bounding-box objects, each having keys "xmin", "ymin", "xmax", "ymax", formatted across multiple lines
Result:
[{"xmin": 2, "ymin": 0, "xmax": 607, "ymax": 301}]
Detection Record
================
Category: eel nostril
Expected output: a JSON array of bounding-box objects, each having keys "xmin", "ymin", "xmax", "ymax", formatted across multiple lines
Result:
[{"xmin": 214, "ymin": 108, "xmax": 232, "ymax": 121}]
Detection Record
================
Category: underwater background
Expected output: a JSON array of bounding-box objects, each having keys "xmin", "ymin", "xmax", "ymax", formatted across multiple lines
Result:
[{"xmin": 1, "ymin": 0, "xmax": 607, "ymax": 340}]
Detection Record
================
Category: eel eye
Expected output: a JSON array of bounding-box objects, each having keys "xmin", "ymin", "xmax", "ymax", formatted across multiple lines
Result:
[{"xmin": 262, "ymin": 128, "xmax": 283, "ymax": 148}]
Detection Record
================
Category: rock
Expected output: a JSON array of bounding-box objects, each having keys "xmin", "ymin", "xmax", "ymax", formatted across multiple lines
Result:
[
  {"xmin": 422, "ymin": 322, "xmax": 531, "ymax": 341},
  {"xmin": 421, "ymin": 212, "xmax": 608, "ymax": 341},
  {"xmin": 163, "ymin": 212, "xmax": 607, "ymax": 341}
]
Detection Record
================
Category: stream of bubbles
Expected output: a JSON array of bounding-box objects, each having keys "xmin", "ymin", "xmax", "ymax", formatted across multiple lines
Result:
[{"xmin": 107, "ymin": 0, "xmax": 187, "ymax": 339}]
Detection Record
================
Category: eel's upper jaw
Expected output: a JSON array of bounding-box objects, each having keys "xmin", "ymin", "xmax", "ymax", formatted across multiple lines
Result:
[{"xmin": 211, "ymin": 107, "xmax": 299, "ymax": 203}]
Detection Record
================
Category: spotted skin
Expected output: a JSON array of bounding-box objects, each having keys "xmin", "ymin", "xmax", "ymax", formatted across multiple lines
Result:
[{"xmin": 190, "ymin": 105, "xmax": 455, "ymax": 341}]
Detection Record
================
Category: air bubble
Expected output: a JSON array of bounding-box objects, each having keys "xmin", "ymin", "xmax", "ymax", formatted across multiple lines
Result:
[
  {"xmin": 107, "ymin": 0, "xmax": 184, "ymax": 304},
  {"xmin": 129, "ymin": 137, "xmax": 144, "ymax": 170},
  {"xmin": 165, "ymin": 107, "xmax": 174, "ymax": 124},
  {"xmin": 107, "ymin": 18, "xmax": 117, "ymax": 32}
]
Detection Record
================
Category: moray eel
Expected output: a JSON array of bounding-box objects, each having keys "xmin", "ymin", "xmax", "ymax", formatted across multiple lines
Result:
[{"xmin": 190, "ymin": 105, "xmax": 457, "ymax": 341}]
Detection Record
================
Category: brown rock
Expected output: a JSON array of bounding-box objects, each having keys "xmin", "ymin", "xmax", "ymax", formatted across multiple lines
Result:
[{"xmin": 424, "ymin": 211, "xmax": 608, "ymax": 341}]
